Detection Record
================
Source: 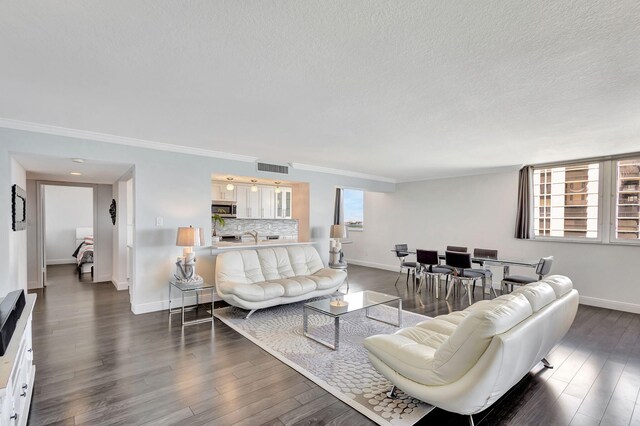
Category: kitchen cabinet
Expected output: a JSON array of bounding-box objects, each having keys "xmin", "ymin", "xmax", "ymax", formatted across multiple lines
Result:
[
  {"xmin": 212, "ymin": 182, "xmax": 236, "ymax": 201},
  {"xmin": 275, "ymin": 187, "xmax": 292, "ymax": 219},
  {"xmin": 260, "ymin": 186, "xmax": 275, "ymax": 219},
  {"xmin": 236, "ymin": 184, "xmax": 261, "ymax": 218}
]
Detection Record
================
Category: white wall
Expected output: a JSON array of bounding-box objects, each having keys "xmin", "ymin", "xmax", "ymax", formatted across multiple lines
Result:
[
  {"xmin": 95, "ymin": 184, "xmax": 114, "ymax": 282},
  {"xmin": 26, "ymin": 179, "xmax": 38, "ymax": 288},
  {"xmin": 0, "ymin": 128, "xmax": 394, "ymax": 313},
  {"xmin": 344, "ymin": 170, "xmax": 640, "ymax": 313},
  {"xmin": 44, "ymin": 185, "xmax": 93, "ymax": 264},
  {"xmin": 8, "ymin": 158, "xmax": 27, "ymax": 293}
]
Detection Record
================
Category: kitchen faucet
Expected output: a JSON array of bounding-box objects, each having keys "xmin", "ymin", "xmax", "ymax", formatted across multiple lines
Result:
[{"xmin": 243, "ymin": 230, "xmax": 259, "ymax": 244}]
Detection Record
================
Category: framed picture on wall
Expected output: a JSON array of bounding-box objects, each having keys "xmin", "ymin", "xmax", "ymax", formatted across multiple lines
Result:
[{"xmin": 12, "ymin": 184, "xmax": 26, "ymax": 231}]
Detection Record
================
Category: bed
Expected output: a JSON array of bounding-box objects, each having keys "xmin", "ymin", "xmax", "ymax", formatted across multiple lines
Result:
[{"xmin": 72, "ymin": 227, "xmax": 94, "ymax": 278}]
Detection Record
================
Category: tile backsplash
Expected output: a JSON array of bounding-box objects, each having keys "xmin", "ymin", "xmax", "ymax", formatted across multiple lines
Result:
[{"xmin": 214, "ymin": 218, "xmax": 298, "ymax": 238}]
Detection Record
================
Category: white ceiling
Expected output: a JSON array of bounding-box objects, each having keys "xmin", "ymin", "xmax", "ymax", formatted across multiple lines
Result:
[
  {"xmin": 14, "ymin": 153, "xmax": 132, "ymax": 184},
  {"xmin": 1, "ymin": 1, "xmax": 639, "ymax": 182}
]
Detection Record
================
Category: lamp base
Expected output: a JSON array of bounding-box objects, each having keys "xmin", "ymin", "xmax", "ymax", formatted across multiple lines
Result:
[{"xmin": 174, "ymin": 274, "xmax": 204, "ymax": 286}]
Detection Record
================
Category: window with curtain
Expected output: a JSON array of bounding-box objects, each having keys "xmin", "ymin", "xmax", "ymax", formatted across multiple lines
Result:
[{"xmin": 343, "ymin": 189, "xmax": 364, "ymax": 230}]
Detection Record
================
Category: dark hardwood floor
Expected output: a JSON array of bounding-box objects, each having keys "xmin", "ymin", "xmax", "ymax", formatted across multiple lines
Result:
[{"xmin": 27, "ymin": 264, "xmax": 640, "ymax": 425}]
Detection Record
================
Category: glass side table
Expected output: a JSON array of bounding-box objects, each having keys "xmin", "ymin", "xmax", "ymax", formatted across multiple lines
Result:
[{"xmin": 169, "ymin": 279, "xmax": 215, "ymax": 327}]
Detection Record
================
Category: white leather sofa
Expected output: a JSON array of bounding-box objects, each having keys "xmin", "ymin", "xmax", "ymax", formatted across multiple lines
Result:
[
  {"xmin": 364, "ymin": 275, "xmax": 578, "ymax": 424},
  {"xmin": 215, "ymin": 245, "xmax": 346, "ymax": 317}
]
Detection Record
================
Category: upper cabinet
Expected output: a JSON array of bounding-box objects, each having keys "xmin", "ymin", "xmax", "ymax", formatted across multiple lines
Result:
[
  {"xmin": 212, "ymin": 182, "xmax": 236, "ymax": 201},
  {"xmin": 260, "ymin": 186, "xmax": 275, "ymax": 219},
  {"xmin": 236, "ymin": 184, "xmax": 262, "ymax": 218},
  {"xmin": 275, "ymin": 187, "xmax": 292, "ymax": 219}
]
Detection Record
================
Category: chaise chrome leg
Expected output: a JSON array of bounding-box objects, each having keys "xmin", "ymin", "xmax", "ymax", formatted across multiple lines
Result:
[
  {"xmin": 541, "ymin": 357, "xmax": 553, "ymax": 369},
  {"xmin": 245, "ymin": 309, "xmax": 257, "ymax": 319},
  {"xmin": 386, "ymin": 385, "xmax": 398, "ymax": 398},
  {"xmin": 469, "ymin": 414, "xmax": 475, "ymax": 426},
  {"xmin": 394, "ymin": 265, "xmax": 403, "ymax": 287}
]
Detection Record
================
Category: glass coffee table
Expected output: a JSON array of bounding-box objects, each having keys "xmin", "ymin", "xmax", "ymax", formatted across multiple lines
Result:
[{"xmin": 303, "ymin": 290, "xmax": 402, "ymax": 350}]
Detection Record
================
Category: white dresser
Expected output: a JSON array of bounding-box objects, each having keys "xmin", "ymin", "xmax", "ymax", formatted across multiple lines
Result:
[{"xmin": 0, "ymin": 294, "xmax": 36, "ymax": 426}]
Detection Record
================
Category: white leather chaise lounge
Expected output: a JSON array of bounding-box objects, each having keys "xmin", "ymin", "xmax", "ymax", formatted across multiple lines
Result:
[
  {"xmin": 215, "ymin": 245, "xmax": 346, "ymax": 318},
  {"xmin": 364, "ymin": 275, "xmax": 578, "ymax": 425}
]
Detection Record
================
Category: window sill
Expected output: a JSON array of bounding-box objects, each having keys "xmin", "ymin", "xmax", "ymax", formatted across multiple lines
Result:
[{"xmin": 528, "ymin": 237, "xmax": 640, "ymax": 247}]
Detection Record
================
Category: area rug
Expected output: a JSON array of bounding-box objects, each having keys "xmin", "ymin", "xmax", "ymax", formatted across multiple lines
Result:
[{"xmin": 213, "ymin": 300, "xmax": 435, "ymax": 425}]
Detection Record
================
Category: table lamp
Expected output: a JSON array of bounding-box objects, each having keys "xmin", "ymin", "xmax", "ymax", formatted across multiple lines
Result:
[
  {"xmin": 175, "ymin": 225, "xmax": 205, "ymax": 284},
  {"xmin": 329, "ymin": 224, "xmax": 348, "ymax": 269}
]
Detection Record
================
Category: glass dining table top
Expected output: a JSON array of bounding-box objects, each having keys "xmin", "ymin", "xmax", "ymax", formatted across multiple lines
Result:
[
  {"xmin": 390, "ymin": 249, "xmax": 539, "ymax": 267},
  {"xmin": 304, "ymin": 290, "xmax": 400, "ymax": 317}
]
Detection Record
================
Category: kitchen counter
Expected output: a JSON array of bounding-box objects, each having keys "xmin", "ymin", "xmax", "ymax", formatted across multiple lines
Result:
[{"xmin": 211, "ymin": 240, "xmax": 315, "ymax": 252}]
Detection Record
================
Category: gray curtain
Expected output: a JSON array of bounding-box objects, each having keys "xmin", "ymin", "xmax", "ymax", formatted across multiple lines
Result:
[
  {"xmin": 515, "ymin": 166, "xmax": 532, "ymax": 239},
  {"xmin": 333, "ymin": 188, "xmax": 344, "ymax": 225}
]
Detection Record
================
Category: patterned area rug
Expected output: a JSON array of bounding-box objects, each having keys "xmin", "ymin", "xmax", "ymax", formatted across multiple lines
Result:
[{"xmin": 214, "ymin": 300, "xmax": 435, "ymax": 425}]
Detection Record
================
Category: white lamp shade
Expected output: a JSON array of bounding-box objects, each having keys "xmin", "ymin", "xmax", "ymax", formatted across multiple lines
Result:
[
  {"xmin": 176, "ymin": 226, "xmax": 205, "ymax": 247},
  {"xmin": 330, "ymin": 224, "xmax": 348, "ymax": 239}
]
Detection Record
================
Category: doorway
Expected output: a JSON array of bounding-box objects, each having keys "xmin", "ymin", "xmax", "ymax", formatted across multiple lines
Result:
[{"xmin": 37, "ymin": 182, "xmax": 97, "ymax": 287}]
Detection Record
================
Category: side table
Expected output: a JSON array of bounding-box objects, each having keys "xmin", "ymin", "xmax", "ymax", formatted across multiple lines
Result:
[{"xmin": 169, "ymin": 280, "xmax": 215, "ymax": 327}]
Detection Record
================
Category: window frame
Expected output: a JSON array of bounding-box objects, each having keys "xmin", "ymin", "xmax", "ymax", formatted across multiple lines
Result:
[
  {"xmin": 531, "ymin": 161, "xmax": 605, "ymax": 244},
  {"xmin": 528, "ymin": 154, "xmax": 640, "ymax": 246},
  {"xmin": 609, "ymin": 156, "xmax": 640, "ymax": 245},
  {"xmin": 342, "ymin": 187, "xmax": 365, "ymax": 232}
]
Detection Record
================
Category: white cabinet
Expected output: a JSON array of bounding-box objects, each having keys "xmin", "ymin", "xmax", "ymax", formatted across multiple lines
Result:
[
  {"xmin": 0, "ymin": 294, "xmax": 36, "ymax": 426},
  {"xmin": 260, "ymin": 186, "xmax": 275, "ymax": 219},
  {"xmin": 212, "ymin": 182, "xmax": 236, "ymax": 201},
  {"xmin": 236, "ymin": 184, "xmax": 261, "ymax": 218},
  {"xmin": 275, "ymin": 188, "xmax": 292, "ymax": 219}
]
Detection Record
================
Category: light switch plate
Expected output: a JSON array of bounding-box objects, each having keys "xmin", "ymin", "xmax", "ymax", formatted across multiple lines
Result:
[{"xmin": 156, "ymin": 217, "xmax": 163, "ymax": 226}]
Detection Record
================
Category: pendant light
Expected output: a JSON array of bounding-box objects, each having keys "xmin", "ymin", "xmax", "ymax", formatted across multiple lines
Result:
[
  {"xmin": 250, "ymin": 180, "xmax": 258, "ymax": 192},
  {"xmin": 274, "ymin": 182, "xmax": 282, "ymax": 194},
  {"xmin": 226, "ymin": 177, "xmax": 235, "ymax": 191}
]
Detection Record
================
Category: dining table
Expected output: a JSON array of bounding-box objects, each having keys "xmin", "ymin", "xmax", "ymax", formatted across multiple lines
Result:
[{"xmin": 390, "ymin": 249, "xmax": 540, "ymax": 277}]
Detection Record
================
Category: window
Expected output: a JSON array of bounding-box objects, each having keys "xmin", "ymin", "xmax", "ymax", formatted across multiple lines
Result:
[
  {"xmin": 533, "ymin": 163, "xmax": 600, "ymax": 239},
  {"xmin": 614, "ymin": 158, "xmax": 640, "ymax": 241},
  {"xmin": 529, "ymin": 154, "xmax": 640, "ymax": 244},
  {"xmin": 343, "ymin": 189, "xmax": 364, "ymax": 230}
]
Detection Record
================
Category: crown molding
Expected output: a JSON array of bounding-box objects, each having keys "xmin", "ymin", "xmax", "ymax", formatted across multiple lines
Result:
[
  {"xmin": 0, "ymin": 118, "xmax": 259, "ymax": 163},
  {"xmin": 0, "ymin": 118, "xmax": 397, "ymax": 184},
  {"xmin": 291, "ymin": 162, "xmax": 396, "ymax": 183}
]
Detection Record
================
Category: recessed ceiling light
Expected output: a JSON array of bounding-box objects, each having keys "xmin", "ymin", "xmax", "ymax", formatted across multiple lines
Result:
[
  {"xmin": 70, "ymin": 172, "xmax": 82, "ymax": 176},
  {"xmin": 72, "ymin": 158, "xmax": 85, "ymax": 163}
]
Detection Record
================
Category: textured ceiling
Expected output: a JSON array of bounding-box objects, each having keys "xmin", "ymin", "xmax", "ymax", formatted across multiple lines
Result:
[{"xmin": 1, "ymin": 1, "xmax": 639, "ymax": 182}]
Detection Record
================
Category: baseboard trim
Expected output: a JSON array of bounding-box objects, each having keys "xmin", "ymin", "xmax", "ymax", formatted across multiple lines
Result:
[
  {"xmin": 345, "ymin": 258, "xmax": 398, "ymax": 272},
  {"xmin": 46, "ymin": 259, "xmax": 76, "ymax": 265},
  {"xmin": 94, "ymin": 274, "xmax": 112, "ymax": 283},
  {"xmin": 27, "ymin": 281, "xmax": 40, "ymax": 289},
  {"xmin": 112, "ymin": 279, "xmax": 129, "ymax": 291},
  {"xmin": 132, "ymin": 292, "xmax": 222, "ymax": 315},
  {"xmin": 579, "ymin": 296, "xmax": 640, "ymax": 314}
]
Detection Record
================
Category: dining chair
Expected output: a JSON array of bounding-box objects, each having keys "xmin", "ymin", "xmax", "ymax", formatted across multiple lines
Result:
[
  {"xmin": 501, "ymin": 256, "xmax": 554, "ymax": 293},
  {"xmin": 468, "ymin": 248, "xmax": 499, "ymax": 298},
  {"xmin": 393, "ymin": 244, "xmax": 417, "ymax": 287},
  {"xmin": 415, "ymin": 249, "xmax": 452, "ymax": 298},
  {"xmin": 446, "ymin": 245, "xmax": 468, "ymax": 253},
  {"xmin": 444, "ymin": 251, "xmax": 484, "ymax": 305}
]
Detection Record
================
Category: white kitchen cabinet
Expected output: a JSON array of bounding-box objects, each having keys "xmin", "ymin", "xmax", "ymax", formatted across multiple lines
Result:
[
  {"xmin": 275, "ymin": 187, "xmax": 292, "ymax": 219},
  {"xmin": 212, "ymin": 182, "xmax": 236, "ymax": 201},
  {"xmin": 236, "ymin": 184, "xmax": 261, "ymax": 218},
  {"xmin": 260, "ymin": 186, "xmax": 275, "ymax": 219}
]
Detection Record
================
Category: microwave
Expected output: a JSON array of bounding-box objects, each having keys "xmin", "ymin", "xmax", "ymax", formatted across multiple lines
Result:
[{"xmin": 212, "ymin": 201, "xmax": 237, "ymax": 218}]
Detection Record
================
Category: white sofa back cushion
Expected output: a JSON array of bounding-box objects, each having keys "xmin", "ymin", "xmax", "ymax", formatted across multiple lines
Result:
[{"xmin": 430, "ymin": 293, "xmax": 533, "ymax": 384}]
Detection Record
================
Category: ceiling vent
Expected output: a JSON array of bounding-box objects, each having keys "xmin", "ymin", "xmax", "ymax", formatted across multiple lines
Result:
[{"xmin": 256, "ymin": 161, "xmax": 289, "ymax": 174}]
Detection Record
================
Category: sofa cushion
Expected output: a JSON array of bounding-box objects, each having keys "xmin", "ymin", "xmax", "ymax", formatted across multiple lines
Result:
[
  {"xmin": 430, "ymin": 293, "xmax": 532, "ymax": 384},
  {"xmin": 511, "ymin": 282, "xmax": 556, "ymax": 312},
  {"xmin": 306, "ymin": 268, "xmax": 347, "ymax": 290},
  {"xmin": 541, "ymin": 275, "xmax": 573, "ymax": 298},
  {"xmin": 287, "ymin": 246, "xmax": 324, "ymax": 276},
  {"xmin": 216, "ymin": 250, "xmax": 266, "ymax": 284},
  {"xmin": 217, "ymin": 280, "xmax": 285, "ymax": 302},
  {"xmin": 257, "ymin": 247, "xmax": 295, "ymax": 280},
  {"xmin": 267, "ymin": 277, "xmax": 317, "ymax": 297}
]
